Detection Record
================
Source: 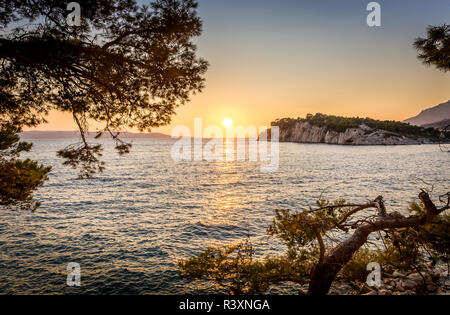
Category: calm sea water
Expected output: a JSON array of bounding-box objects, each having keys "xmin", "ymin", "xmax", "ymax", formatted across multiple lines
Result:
[{"xmin": 0, "ymin": 139, "xmax": 448, "ymax": 294}]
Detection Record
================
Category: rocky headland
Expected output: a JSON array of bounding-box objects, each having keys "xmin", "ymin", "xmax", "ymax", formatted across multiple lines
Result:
[{"xmin": 267, "ymin": 113, "xmax": 449, "ymax": 145}]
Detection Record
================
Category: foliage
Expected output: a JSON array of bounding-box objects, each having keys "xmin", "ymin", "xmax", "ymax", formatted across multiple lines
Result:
[
  {"xmin": 403, "ymin": 201, "xmax": 450, "ymax": 266},
  {"xmin": 0, "ymin": 0, "xmax": 208, "ymax": 177},
  {"xmin": 56, "ymin": 143, "xmax": 104, "ymax": 179},
  {"xmin": 179, "ymin": 240, "xmax": 259, "ymax": 294},
  {"xmin": 0, "ymin": 123, "xmax": 51, "ymax": 210},
  {"xmin": 414, "ymin": 24, "xmax": 450, "ymax": 72}
]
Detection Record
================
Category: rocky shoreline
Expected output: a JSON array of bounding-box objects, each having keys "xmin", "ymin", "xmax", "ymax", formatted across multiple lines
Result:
[{"xmin": 328, "ymin": 265, "xmax": 450, "ymax": 295}]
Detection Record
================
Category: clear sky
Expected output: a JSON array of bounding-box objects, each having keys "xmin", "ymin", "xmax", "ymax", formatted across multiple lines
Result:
[{"xmin": 28, "ymin": 0, "xmax": 450, "ymax": 133}]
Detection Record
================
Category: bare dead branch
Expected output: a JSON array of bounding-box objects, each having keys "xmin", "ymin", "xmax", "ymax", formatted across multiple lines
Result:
[{"xmin": 308, "ymin": 191, "xmax": 449, "ymax": 295}]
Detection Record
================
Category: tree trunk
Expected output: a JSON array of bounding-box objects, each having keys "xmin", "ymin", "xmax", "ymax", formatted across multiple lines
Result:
[{"xmin": 308, "ymin": 226, "xmax": 374, "ymax": 295}]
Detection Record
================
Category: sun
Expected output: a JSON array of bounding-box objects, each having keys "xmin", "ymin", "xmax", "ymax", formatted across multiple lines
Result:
[{"xmin": 222, "ymin": 118, "xmax": 233, "ymax": 128}]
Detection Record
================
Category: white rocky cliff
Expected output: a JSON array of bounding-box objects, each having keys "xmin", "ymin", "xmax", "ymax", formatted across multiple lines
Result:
[{"xmin": 277, "ymin": 121, "xmax": 424, "ymax": 145}]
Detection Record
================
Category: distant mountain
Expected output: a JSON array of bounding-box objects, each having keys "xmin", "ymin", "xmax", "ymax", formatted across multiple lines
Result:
[
  {"xmin": 20, "ymin": 131, "xmax": 171, "ymax": 139},
  {"xmin": 404, "ymin": 100, "xmax": 450, "ymax": 126},
  {"xmin": 422, "ymin": 119, "xmax": 450, "ymax": 129}
]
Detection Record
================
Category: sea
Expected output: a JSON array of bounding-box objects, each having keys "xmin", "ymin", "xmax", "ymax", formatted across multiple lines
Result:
[{"xmin": 0, "ymin": 138, "xmax": 448, "ymax": 294}]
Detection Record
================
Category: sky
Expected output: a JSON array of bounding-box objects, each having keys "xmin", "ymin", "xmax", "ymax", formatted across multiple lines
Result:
[{"xmin": 27, "ymin": 0, "xmax": 450, "ymax": 134}]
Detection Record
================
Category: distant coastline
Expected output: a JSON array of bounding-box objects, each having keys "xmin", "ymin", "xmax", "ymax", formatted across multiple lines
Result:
[{"xmin": 20, "ymin": 130, "xmax": 171, "ymax": 140}]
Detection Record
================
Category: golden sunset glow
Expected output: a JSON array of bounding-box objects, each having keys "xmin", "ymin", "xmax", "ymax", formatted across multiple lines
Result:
[
  {"xmin": 222, "ymin": 118, "xmax": 233, "ymax": 128},
  {"xmin": 20, "ymin": 0, "xmax": 450, "ymax": 136}
]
